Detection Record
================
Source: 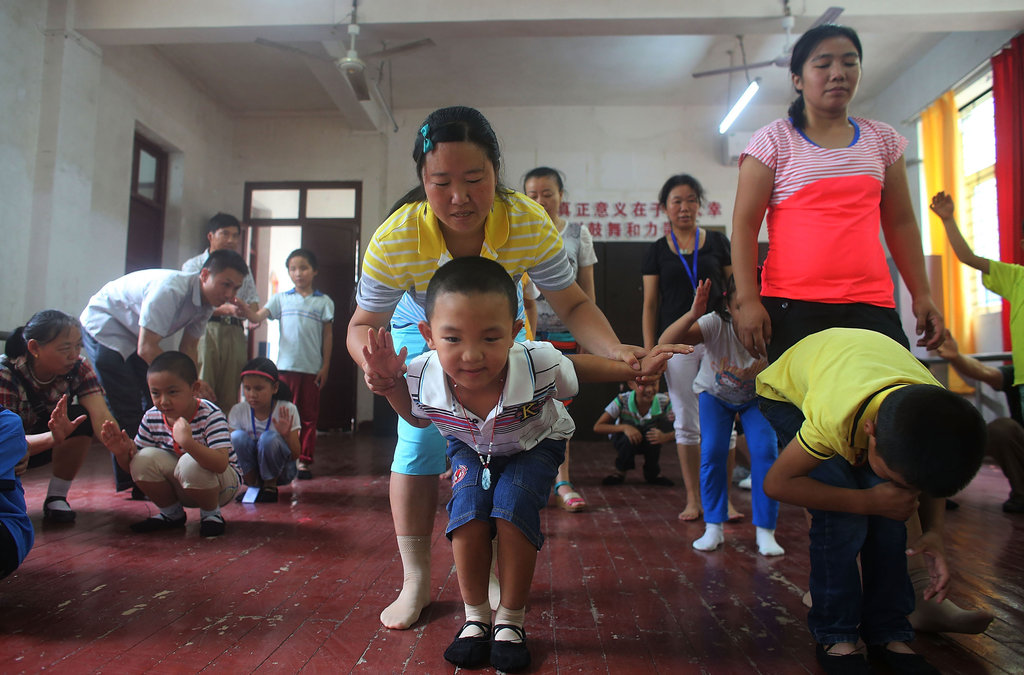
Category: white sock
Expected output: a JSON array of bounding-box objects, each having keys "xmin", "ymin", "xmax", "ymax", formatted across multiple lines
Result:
[
  {"xmin": 488, "ymin": 538, "xmax": 500, "ymax": 611},
  {"xmin": 692, "ymin": 523, "xmax": 724, "ymax": 551},
  {"xmin": 756, "ymin": 526, "xmax": 785, "ymax": 556},
  {"xmin": 200, "ymin": 507, "xmax": 223, "ymax": 522},
  {"xmin": 380, "ymin": 535, "xmax": 431, "ymax": 630},
  {"xmin": 494, "ymin": 604, "xmax": 526, "ymax": 642},
  {"xmin": 46, "ymin": 477, "xmax": 72, "ymax": 510},
  {"xmin": 159, "ymin": 503, "xmax": 185, "ymax": 520},
  {"xmin": 459, "ymin": 601, "xmax": 492, "ymax": 638}
]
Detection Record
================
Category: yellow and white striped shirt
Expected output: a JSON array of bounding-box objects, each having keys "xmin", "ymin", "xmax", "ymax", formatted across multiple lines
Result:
[{"xmin": 356, "ymin": 192, "xmax": 573, "ymax": 326}]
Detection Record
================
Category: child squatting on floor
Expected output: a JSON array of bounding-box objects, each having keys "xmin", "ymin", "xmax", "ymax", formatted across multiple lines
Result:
[{"xmin": 360, "ymin": 256, "xmax": 690, "ymax": 672}]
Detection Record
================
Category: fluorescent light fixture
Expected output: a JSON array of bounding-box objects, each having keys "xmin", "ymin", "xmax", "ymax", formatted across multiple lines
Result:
[{"xmin": 719, "ymin": 78, "xmax": 760, "ymax": 134}]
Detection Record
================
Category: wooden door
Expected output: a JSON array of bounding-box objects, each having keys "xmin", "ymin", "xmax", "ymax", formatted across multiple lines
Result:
[{"xmin": 302, "ymin": 222, "xmax": 358, "ymax": 430}]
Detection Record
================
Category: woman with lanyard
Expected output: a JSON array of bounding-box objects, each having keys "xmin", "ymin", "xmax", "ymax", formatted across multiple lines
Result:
[
  {"xmin": 642, "ymin": 174, "xmax": 731, "ymax": 522},
  {"xmin": 0, "ymin": 310, "xmax": 116, "ymax": 523}
]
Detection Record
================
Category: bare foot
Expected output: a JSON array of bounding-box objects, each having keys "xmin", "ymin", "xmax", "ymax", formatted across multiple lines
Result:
[
  {"xmin": 678, "ymin": 504, "xmax": 702, "ymax": 521},
  {"xmin": 727, "ymin": 502, "xmax": 745, "ymax": 522}
]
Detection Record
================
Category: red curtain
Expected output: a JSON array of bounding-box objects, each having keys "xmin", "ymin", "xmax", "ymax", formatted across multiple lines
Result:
[{"xmin": 992, "ymin": 34, "xmax": 1024, "ymax": 350}]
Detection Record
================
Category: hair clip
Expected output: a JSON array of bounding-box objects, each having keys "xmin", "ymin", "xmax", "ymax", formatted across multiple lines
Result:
[{"xmin": 420, "ymin": 124, "xmax": 432, "ymax": 153}]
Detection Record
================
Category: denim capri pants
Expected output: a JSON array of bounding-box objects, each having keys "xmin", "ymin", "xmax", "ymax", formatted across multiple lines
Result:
[{"xmin": 445, "ymin": 437, "xmax": 565, "ymax": 550}]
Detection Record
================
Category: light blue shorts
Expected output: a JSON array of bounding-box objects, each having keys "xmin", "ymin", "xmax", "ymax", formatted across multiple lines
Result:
[{"xmin": 389, "ymin": 323, "xmax": 527, "ymax": 476}]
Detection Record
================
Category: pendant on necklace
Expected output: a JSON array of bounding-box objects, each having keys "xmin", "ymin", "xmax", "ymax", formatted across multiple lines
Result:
[{"xmin": 479, "ymin": 449, "xmax": 492, "ymax": 490}]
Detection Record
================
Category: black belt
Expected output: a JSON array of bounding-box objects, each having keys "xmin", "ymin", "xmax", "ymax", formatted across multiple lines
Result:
[{"xmin": 209, "ymin": 316, "xmax": 244, "ymax": 327}]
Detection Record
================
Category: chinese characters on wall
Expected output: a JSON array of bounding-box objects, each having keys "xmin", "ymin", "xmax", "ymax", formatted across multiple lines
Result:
[{"xmin": 559, "ymin": 199, "xmax": 724, "ymax": 241}]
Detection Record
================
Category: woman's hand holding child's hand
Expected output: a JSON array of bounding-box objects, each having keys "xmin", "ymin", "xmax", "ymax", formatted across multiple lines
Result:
[
  {"xmin": 362, "ymin": 327, "xmax": 408, "ymax": 395},
  {"xmin": 273, "ymin": 407, "xmax": 293, "ymax": 437},
  {"xmin": 48, "ymin": 394, "xmax": 86, "ymax": 446},
  {"xmin": 636, "ymin": 343, "xmax": 694, "ymax": 381}
]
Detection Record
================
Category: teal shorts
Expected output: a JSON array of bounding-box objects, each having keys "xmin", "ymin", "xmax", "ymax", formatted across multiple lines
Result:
[{"xmin": 389, "ymin": 323, "xmax": 526, "ymax": 476}]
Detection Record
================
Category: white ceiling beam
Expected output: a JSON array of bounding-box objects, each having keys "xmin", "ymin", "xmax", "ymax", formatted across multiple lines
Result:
[{"xmin": 71, "ymin": 0, "xmax": 1024, "ymax": 45}]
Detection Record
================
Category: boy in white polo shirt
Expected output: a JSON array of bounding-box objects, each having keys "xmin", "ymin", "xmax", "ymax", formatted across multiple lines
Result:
[
  {"xmin": 81, "ymin": 249, "xmax": 249, "ymax": 491},
  {"xmin": 362, "ymin": 257, "xmax": 688, "ymax": 672}
]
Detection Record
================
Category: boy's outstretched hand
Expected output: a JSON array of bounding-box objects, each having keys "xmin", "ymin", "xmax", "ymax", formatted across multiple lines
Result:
[
  {"xmin": 636, "ymin": 343, "xmax": 694, "ymax": 381},
  {"xmin": 48, "ymin": 394, "xmax": 87, "ymax": 446},
  {"xmin": 907, "ymin": 530, "xmax": 950, "ymax": 603},
  {"xmin": 99, "ymin": 419, "xmax": 135, "ymax": 462},
  {"xmin": 361, "ymin": 327, "xmax": 408, "ymax": 395}
]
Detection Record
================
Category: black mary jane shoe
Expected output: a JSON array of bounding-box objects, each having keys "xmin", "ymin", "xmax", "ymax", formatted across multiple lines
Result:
[
  {"xmin": 43, "ymin": 496, "xmax": 76, "ymax": 523},
  {"xmin": 814, "ymin": 643, "xmax": 870, "ymax": 675},
  {"xmin": 490, "ymin": 624, "xmax": 530, "ymax": 672},
  {"xmin": 443, "ymin": 620, "xmax": 491, "ymax": 668}
]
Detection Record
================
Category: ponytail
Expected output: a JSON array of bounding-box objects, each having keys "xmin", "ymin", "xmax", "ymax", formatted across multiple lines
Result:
[
  {"xmin": 4, "ymin": 326, "xmax": 28, "ymax": 359},
  {"xmin": 788, "ymin": 94, "xmax": 807, "ymax": 130}
]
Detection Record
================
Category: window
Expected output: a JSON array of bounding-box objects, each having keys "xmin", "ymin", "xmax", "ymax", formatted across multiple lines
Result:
[{"xmin": 957, "ymin": 86, "xmax": 999, "ymax": 311}]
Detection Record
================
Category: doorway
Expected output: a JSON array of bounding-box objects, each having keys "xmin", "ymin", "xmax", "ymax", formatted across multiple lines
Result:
[
  {"xmin": 244, "ymin": 181, "xmax": 361, "ymax": 431},
  {"xmin": 124, "ymin": 133, "xmax": 167, "ymax": 272}
]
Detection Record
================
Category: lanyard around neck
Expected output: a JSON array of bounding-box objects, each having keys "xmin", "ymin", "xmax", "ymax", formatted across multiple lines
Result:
[
  {"xmin": 668, "ymin": 227, "xmax": 700, "ymax": 290},
  {"xmin": 251, "ymin": 400, "xmax": 276, "ymax": 437}
]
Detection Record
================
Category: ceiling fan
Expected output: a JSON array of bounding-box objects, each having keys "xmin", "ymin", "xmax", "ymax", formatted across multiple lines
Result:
[
  {"xmin": 255, "ymin": 0, "xmax": 433, "ymax": 102},
  {"xmin": 692, "ymin": 3, "xmax": 844, "ymax": 79}
]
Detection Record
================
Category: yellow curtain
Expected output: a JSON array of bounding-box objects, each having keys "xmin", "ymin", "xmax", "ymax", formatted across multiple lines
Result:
[{"xmin": 921, "ymin": 90, "xmax": 971, "ymax": 392}]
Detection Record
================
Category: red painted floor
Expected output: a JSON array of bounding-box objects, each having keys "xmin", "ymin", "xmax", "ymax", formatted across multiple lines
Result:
[{"xmin": 2, "ymin": 432, "xmax": 1022, "ymax": 674}]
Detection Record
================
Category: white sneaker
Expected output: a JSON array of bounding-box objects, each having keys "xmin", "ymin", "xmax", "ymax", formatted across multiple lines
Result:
[{"xmin": 738, "ymin": 476, "xmax": 751, "ymax": 490}]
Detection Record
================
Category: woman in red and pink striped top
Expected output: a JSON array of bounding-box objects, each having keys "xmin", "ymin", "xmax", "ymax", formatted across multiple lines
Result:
[{"xmin": 730, "ymin": 24, "xmax": 944, "ymax": 363}]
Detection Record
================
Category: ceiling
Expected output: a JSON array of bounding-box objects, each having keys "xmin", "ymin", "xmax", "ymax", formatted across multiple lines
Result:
[{"xmin": 71, "ymin": 0, "xmax": 1024, "ymax": 129}]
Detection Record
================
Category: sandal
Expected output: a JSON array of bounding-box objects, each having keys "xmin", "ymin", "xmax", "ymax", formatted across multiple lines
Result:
[{"xmin": 554, "ymin": 480, "xmax": 586, "ymax": 512}]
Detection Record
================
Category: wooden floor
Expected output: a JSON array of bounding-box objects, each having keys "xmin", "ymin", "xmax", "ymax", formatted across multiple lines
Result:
[{"xmin": 2, "ymin": 431, "xmax": 1022, "ymax": 674}]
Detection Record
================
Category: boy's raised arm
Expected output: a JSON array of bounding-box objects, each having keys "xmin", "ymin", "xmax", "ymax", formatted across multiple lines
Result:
[
  {"xmin": 361, "ymin": 327, "xmax": 429, "ymax": 428},
  {"xmin": 930, "ymin": 191, "xmax": 991, "ymax": 275},
  {"xmin": 658, "ymin": 279, "xmax": 710, "ymax": 345}
]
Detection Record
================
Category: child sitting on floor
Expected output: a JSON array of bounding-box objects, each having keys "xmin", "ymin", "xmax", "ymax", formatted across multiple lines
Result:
[
  {"xmin": 361, "ymin": 256, "xmax": 687, "ymax": 672},
  {"xmin": 228, "ymin": 358, "xmax": 301, "ymax": 503},
  {"xmin": 100, "ymin": 351, "xmax": 240, "ymax": 537},
  {"xmin": 594, "ymin": 379, "xmax": 675, "ymax": 486},
  {"xmin": 760, "ymin": 328, "xmax": 986, "ymax": 674}
]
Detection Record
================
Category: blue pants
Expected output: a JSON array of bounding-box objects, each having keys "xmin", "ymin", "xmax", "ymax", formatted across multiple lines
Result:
[
  {"xmin": 758, "ymin": 396, "xmax": 915, "ymax": 646},
  {"xmin": 698, "ymin": 392, "xmax": 779, "ymax": 528},
  {"xmin": 231, "ymin": 429, "xmax": 297, "ymax": 484}
]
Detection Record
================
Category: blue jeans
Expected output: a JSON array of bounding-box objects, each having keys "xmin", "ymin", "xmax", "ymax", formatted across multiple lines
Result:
[
  {"xmin": 698, "ymin": 393, "xmax": 779, "ymax": 528},
  {"xmin": 445, "ymin": 438, "xmax": 565, "ymax": 550},
  {"xmin": 231, "ymin": 429, "xmax": 298, "ymax": 484},
  {"xmin": 758, "ymin": 396, "xmax": 915, "ymax": 645},
  {"xmin": 807, "ymin": 457, "xmax": 915, "ymax": 645}
]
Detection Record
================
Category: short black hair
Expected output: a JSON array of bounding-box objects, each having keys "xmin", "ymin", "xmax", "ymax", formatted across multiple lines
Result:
[
  {"xmin": 202, "ymin": 249, "xmax": 249, "ymax": 277},
  {"xmin": 658, "ymin": 174, "xmax": 705, "ymax": 209},
  {"xmin": 523, "ymin": 166, "xmax": 564, "ymax": 192},
  {"xmin": 286, "ymin": 248, "xmax": 318, "ymax": 271},
  {"xmin": 206, "ymin": 212, "xmax": 241, "ymax": 236},
  {"xmin": 148, "ymin": 351, "xmax": 198, "ymax": 384},
  {"xmin": 875, "ymin": 384, "xmax": 986, "ymax": 497},
  {"xmin": 425, "ymin": 257, "xmax": 518, "ymax": 322}
]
